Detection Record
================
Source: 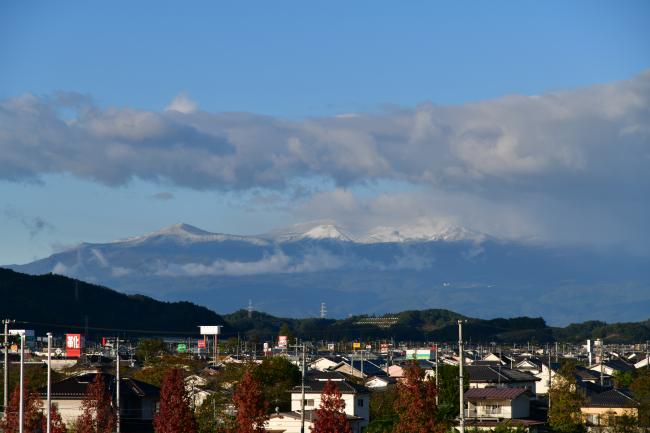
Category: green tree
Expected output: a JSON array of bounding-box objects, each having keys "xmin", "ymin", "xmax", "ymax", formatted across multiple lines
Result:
[
  {"xmin": 548, "ymin": 361, "xmax": 585, "ymax": 433},
  {"xmin": 253, "ymin": 356, "xmax": 300, "ymax": 412},
  {"xmin": 630, "ymin": 369, "xmax": 650, "ymax": 429},
  {"xmin": 194, "ymin": 393, "xmax": 236, "ymax": 433},
  {"xmin": 136, "ymin": 339, "xmax": 166, "ymax": 364},
  {"xmin": 436, "ymin": 365, "xmax": 465, "ymax": 425},
  {"xmin": 613, "ymin": 370, "xmax": 636, "ymax": 388},
  {"xmin": 366, "ymin": 386, "xmax": 398, "ymax": 432}
]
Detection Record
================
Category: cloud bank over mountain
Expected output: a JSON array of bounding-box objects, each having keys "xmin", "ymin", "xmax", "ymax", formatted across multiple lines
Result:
[{"xmin": 1, "ymin": 72, "xmax": 648, "ymax": 251}]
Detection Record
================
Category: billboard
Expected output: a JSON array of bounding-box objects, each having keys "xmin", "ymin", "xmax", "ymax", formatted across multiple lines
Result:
[
  {"xmin": 65, "ymin": 334, "xmax": 84, "ymax": 357},
  {"xmin": 177, "ymin": 344, "xmax": 187, "ymax": 353},
  {"xmin": 199, "ymin": 326, "xmax": 221, "ymax": 335},
  {"xmin": 406, "ymin": 349, "xmax": 432, "ymax": 360},
  {"xmin": 278, "ymin": 335, "xmax": 288, "ymax": 349},
  {"xmin": 380, "ymin": 343, "xmax": 389, "ymax": 354},
  {"xmin": 353, "ymin": 342, "xmax": 361, "ymax": 350},
  {"xmin": 198, "ymin": 339, "xmax": 206, "ymax": 349},
  {"xmin": 327, "ymin": 343, "xmax": 335, "ymax": 351}
]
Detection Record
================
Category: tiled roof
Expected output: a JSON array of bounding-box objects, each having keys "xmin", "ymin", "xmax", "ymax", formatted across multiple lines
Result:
[
  {"xmin": 292, "ymin": 377, "xmax": 370, "ymax": 395},
  {"xmin": 464, "ymin": 387, "xmax": 528, "ymax": 400},
  {"xmin": 465, "ymin": 365, "xmax": 539, "ymax": 383},
  {"xmin": 585, "ymin": 389, "xmax": 638, "ymax": 408},
  {"xmin": 37, "ymin": 372, "xmax": 159, "ymax": 400}
]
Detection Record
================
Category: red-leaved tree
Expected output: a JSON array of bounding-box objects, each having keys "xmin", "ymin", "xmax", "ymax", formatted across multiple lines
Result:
[
  {"xmin": 231, "ymin": 368, "xmax": 269, "ymax": 433},
  {"xmin": 310, "ymin": 380, "xmax": 352, "ymax": 433},
  {"xmin": 153, "ymin": 368, "xmax": 197, "ymax": 433},
  {"xmin": 0, "ymin": 379, "xmax": 44, "ymax": 433},
  {"xmin": 42, "ymin": 403, "xmax": 68, "ymax": 433},
  {"xmin": 393, "ymin": 362, "xmax": 444, "ymax": 433},
  {"xmin": 75, "ymin": 374, "xmax": 116, "ymax": 433}
]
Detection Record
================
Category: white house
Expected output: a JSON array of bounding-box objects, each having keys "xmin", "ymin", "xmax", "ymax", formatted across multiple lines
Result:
[
  {"xmin": 464, "ymin": 388, "xmax": 543, "ymax": 432},
  {"xmin": 288, "ymin": 371, "xmax": 370, "ymax": 432},
  {"xmin": 309, "ymin": 356, "xmax": 345, "ymax": 371},
  {"xmin": 266, "ymin": 410, "xmax": 363, "ymax": 433}
]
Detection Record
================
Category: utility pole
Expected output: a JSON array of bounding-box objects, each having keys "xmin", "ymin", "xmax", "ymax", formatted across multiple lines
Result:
[
  {"xmin": 599, "ymin": 339, "xmax": 604, "ymax": 387},
  {"xmin": 458, "ymin": 320, "xmax": 465, "ymax": 433},
  {"xmin": 301, "ymin": 343, "xmax": 306, "ymax": 433},
  {"xmin": 46, "ymin": 333, "xmax": 52, "ymax": 433},
  {"xmin": 435, "ymin": 342, "xmax": 439, "ymax": 405},
  {"xmin": 19, "ymin": 333, "xmax": 25, "ymax": 433},
  {"xmin": 547, "ymin": 344, "xmax": 551, "ymax": 409},
  {"xmin": 3, "ymin": 318, "xmax": 15, "ymax": 417},
  {"xmin": 116, "ymin": 338, "xmax": 121, "ymax": 433}
]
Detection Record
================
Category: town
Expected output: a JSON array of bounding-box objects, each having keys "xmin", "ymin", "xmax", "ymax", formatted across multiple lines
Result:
[{"xmin": 1, "ymin": 319, "xmax": 649, "ymax": 433}]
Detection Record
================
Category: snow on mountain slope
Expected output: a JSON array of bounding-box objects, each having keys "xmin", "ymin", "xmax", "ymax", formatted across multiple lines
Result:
[{"xmin": 119, "ymin": 223, "xmax": 270, "ymax": 246}]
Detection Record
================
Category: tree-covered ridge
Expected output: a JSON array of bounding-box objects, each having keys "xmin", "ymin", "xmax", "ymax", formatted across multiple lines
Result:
[{"xmin": 2, "ymin": 268, "xmax": 649, "ymax": 342}]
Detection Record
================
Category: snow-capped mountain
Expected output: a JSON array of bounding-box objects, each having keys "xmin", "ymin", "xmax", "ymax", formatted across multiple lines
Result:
[{"xmin": 5, "ymin": 222, "xmax": 649, "ymax": 325}]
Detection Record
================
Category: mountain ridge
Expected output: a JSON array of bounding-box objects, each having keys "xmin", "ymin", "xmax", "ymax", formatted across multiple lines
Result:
[
  {"xmin": 2, "ymin": 268, "xmax": 649, "ymax": 343},
  {"xmin": 5, "ymin": 223, "xmax": 649, "ymax": 325}
]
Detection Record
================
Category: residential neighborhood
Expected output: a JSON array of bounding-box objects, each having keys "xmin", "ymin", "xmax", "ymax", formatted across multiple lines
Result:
[{"xmin": 1, "ymin": 324, "xmax": 649, "ymax": 432}]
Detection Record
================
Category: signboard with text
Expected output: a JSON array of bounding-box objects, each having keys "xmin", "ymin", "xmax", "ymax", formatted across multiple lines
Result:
[
  {"xmin": 198, "ymin": 339, "xmax": 206, "ymax": 349},
  {"xmin": 278, "ymin": 335, "xmax": 288, "ymax": 349},
  {"xmin": 65, "ymin": 334, "xmax": 83, "ymax": 358}
]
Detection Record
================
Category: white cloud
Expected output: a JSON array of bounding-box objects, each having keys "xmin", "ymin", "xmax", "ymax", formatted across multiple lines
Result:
[
  {"xmin": 165, "ymin": 92, "xmax": 198, "ymax": 114},
  {"xmin": 0, "ymin": 72, "xmax": 648, "ymax": 251}
]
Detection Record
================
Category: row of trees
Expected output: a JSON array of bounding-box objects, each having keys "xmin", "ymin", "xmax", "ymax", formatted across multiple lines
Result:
[{"xmin": 0, "ymin": 375, "xmax": 111, "ymax": 433}]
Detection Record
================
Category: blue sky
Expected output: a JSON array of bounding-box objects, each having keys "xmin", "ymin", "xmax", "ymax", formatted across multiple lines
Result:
[{"xmin": 1, "ymin": 0, "xmax": 649, "ymax": 264}]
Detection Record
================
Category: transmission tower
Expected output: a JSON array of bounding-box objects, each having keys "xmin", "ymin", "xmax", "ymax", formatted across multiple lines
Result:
[
  {"xmin": 247, "ymin": 299, "xmax": 253, "ymax": 318},
  {"xmin": 320, "ymin": 302, "xmax": 327, "ymax": 319}
]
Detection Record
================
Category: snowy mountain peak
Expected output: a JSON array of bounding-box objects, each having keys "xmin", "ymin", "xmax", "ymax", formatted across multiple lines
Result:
[
  {"xmin": 263, "ymin": 221, "xmax": 353, "ymax": 242},
  {"xmin": 301, "ymin": 224, "xmax": 353, "ymax": 241},
  {"xmin": 156, "ymin": 223, "xmax": 213, "ymax": 237},
  {"xmin": 359, "ymin": 221, "xmax": 486, "ymax": 244}
]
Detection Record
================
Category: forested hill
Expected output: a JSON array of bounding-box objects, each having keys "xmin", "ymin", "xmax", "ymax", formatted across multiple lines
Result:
[
  {"xmin": 2, "ymin": 268, "xmax": 649, "ymax": 343},
  {"xmin": 0, "ymin": 267, "xmax": 229, "ymax": 336}
]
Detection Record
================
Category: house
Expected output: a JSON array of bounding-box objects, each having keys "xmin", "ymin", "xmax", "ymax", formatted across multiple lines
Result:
[
  {"xmin": 265, "ymin": 410, "xmax": 363, "ymax": 433},
  {"xmin": 365, "ymin": 375, "xmax": 397, "ymax": 389},
  {"xmin": 38, "ymin": 372, "xmax": 159, "ymax": 432},
  {"xmin": 464, "ymin": 387, "xmax": 544, "ymax": 432},
  {"xmin": 331, "ymin": 359, "xmax": 386, "ymax": 379},
  {"xmin": 581, "ymin": 389, "xmax": 639, "ymax": 431},
  {"xmin": 184, "ymin": 374, "xmax": 215, "ymax": 409},
  {"xmin": 288, "ymin": 371, "xmax": 370, "ymax": 432},
  {"xmin": 309, "ymin": 355, "xmax": 345, "ymax": 371},
  {"xmin": 588, "ymin": 359, "xmax": 635, "ymax": 377},
  {"xmin": 532, "ymin": 362, "xmax": 559, "ymax": 395},
  {"xmin": 465, "ymin": 365, "xmax": 539, "ymax": 392},
  {"xmin": 575, "ymin": 366, "xmax": 613, "ymax": 387},
  {"xmin": 635, "ymin": 357, "xmax": 650, "ymax": 369}
]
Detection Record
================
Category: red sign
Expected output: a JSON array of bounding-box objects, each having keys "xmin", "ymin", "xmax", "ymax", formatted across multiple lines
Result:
[
  {"xmin": 198, "ymin": 339, "xmax": 206, "ymax": 349},
  {"xmin": 66, "ymin": 334, "xmax": 83, "ymax": 357}
]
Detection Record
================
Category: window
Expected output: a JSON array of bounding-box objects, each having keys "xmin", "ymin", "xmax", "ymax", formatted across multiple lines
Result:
[
  {"xmin": 358, "ymin": 398, "xmax": 364, "ymax": 407},
  {"xmin": 586, "ymin": 413, "xmax": 599, "ymax": 426},
  {"xmin": 484, "ymin": 405, "xmax": 501, "ymax": 415},
  {"xmin": 304, "ymin": 399, "xmax": 315, "ymax": 407}
]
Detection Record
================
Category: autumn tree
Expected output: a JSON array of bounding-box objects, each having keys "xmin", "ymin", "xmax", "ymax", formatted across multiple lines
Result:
[
  {"xmin": 75, "ymin": 374, "xmax": 116, "ymax": 433},
  {"xmin": 311, "ymin": 380, "xmax": 352, "ymax": 433},
  {"xmin": 392, "ymin": 362, "xmax": 444, "ymax": 433},
  {"xmin": 548, "ymin": 361, "xmax": 585, "ymax": 433},
  {"xmin": 42, "ymin": 403, "xmax": 68, "ymax": 433},
  {"xmin": 231, "ymin": 369, "xmax": 268, "ymax": 433},
  {"xmin": 153, "ymin": 368, "xmax": 196, "ymax": 433},
  {"xmin": 0, "ymin": 380, "xmax": 43, "ymax": 433}
]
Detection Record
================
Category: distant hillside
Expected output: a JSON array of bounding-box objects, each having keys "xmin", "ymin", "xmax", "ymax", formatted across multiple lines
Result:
[
  {"xmin": 0, "ymin": 268, "xmax": 229, "ymax": 336},
  {"xmin": 2, "ymin": 268, "xmax": 649, "ymax": 343}
]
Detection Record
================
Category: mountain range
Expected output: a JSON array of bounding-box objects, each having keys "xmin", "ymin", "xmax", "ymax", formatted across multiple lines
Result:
[
  {"xmin": 6, "ymin": 222, "xmax": 650, "ymax": 325},
  {"xmin": 2, "ymin": 268, "xmax": 649, "ymax": 343}
]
